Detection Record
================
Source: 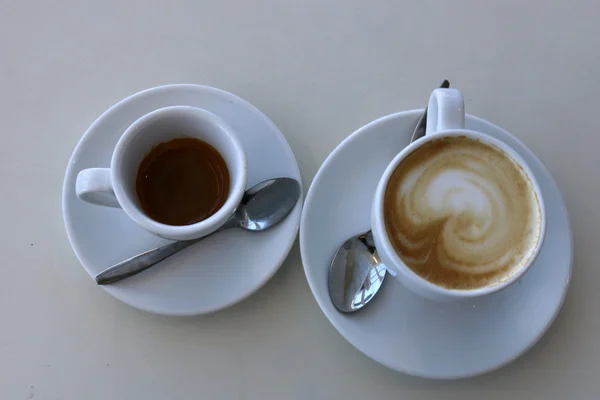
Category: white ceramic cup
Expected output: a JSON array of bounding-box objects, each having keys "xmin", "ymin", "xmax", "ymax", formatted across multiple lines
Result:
[
  {"xmin": 371, "ymin": 89, "xmax": 546, "ymax": 301},
  {"xmin": 76, "ymin": 106, "xmax": 247, "ymax": 241}
]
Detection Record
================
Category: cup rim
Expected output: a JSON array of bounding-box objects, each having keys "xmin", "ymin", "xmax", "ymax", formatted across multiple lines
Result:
[
  {"xmin": 372, "ymin": 128, "xmax": 547, "ymax": 299},
  {"xmin": 110, "ymin": 105, "xmax": 247, "ymax": 240}
]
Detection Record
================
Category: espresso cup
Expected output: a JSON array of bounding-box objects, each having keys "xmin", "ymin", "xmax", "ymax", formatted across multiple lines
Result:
[
  {"xmin": 76, "ymin": 106, "xmax": 247, "ymax": 241},
  {"xmin": 371, "ymin": 89, "xmax": 546, "ymax": 301}
]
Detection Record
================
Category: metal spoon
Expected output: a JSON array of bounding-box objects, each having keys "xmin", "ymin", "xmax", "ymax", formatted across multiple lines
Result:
[
  {"xmin": 328, "ymin": 80, "xmax": 450, "ymax": 313},
  {"xmin": 96, "ymin": 177, "xmax": 301, "ymax": 285},
  {"xmin": 328, "ymin": 231, "xmax": 386, "ymax": 312}
]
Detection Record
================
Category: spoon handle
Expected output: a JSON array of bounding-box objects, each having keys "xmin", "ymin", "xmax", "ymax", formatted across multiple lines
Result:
[{"xmin": 95, "ymin": 238, "xmax": 201, "ymax": 285}]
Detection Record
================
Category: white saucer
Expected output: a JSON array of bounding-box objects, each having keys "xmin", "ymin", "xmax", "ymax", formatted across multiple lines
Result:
[
  {"xmin": 300, "ymin": 110, "xmax": 572, "ymax": 379},
  {"xmin": 63, "ymin": 85, "xmax": 302, "ymax": 316}
]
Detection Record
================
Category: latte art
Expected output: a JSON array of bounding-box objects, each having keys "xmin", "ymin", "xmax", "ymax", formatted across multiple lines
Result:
[{"xmin": 384, "ymin": 136, "xmax": 542, "ymax": 289}]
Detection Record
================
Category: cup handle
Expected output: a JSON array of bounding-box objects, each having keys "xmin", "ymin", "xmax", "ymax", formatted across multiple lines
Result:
[
  {"xmin": 75, "ymin": 168, "xmax": 121, "ymax": 208},
  {"xmin": 425, "ymin": 88, "xmax": 466, "ymax": 135}
]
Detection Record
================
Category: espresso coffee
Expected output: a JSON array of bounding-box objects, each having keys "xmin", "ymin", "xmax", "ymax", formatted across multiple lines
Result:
[
  {"xmin": 136, "ymin": 137, "xmax": 230, "ymax": 226},
  {"xmin": 383, "ymin": 136, "xmax": 542, "ymax": 290}
]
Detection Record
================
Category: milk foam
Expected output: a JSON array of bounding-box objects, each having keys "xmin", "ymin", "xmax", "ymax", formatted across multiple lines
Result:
[{"xmin": 384, "ymin": 136, "xmax": 542, "ymax": 289}]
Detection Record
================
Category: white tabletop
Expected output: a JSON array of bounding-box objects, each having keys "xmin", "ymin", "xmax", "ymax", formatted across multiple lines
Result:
[{"xmin": 1, "ymin": 1, "xmax": 598, "ymax": 398}]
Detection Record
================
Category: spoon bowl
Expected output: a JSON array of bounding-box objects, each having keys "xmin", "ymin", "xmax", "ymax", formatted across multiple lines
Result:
[
  {"xmin": 328, "ymin": 231, "xmax": 386, "ymax": 313},
  {"xmin": 226, "ymin": 178, "xmax": 302, "ymax": 231}
]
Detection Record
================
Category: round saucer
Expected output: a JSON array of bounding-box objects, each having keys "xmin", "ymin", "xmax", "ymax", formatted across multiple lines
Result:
[
  {"xmin": 63, "ymin": 85, "xmax": 302, "ymax": 316},
  {"xmin": 300, "ymin": 110, "xmax": 572, "ymax": 379}
]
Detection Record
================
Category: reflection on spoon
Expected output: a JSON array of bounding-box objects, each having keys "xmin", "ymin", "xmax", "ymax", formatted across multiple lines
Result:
[{"xmin": 328, "ymin": 231, "xmax": 386, "ymax": 312}]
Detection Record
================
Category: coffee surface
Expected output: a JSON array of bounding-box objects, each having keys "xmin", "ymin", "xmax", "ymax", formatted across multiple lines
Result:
[
  {"xmin": 136, "ymin": 137, "xmax": 229, "ymax": 226},
  {"xmin": 384, "ymin": 136, "xmax": 542, "ymax": 289}
]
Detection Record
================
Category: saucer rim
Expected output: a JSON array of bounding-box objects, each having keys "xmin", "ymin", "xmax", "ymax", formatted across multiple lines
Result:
[
  {"xmin": 300, "ymin": 109, "xmax": 573, "ymax": 379},
  {"xmin": 62, "ymin": 84, "xmax": 303, "ymax": 316}
]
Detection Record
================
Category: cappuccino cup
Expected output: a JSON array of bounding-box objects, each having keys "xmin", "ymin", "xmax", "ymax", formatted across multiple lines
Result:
[{"xmin": 371, "ymin": 89, "xmax": 546, "ymax": 301}]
